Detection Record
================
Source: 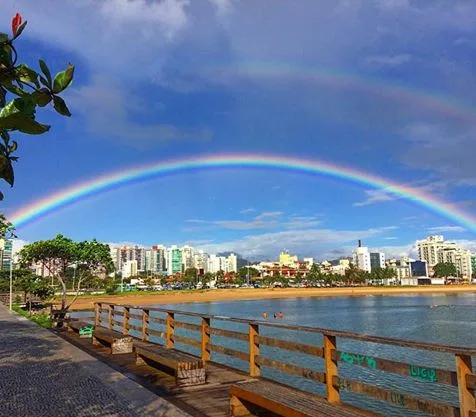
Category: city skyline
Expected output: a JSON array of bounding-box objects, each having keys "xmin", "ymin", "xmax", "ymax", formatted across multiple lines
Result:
[{"xmin": 1, "ymin": 1, "xmax": 475, "ymax": 259}]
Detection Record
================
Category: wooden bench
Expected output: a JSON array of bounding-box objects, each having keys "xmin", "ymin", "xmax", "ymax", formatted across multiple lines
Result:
[
  {"xmin": 67, "ymin": 320, "xmax": 94, "ymax": 338},
  {"xmin": 134, "ymin": 341, "xmax": 206, "ymax": 387},
  {"xmin": 230, "ymin": 380, "xmax": 375, "ymax": 417},
  {"xmin": 92, "ymin": 327, "xmax": 133, "ymax": 354}
]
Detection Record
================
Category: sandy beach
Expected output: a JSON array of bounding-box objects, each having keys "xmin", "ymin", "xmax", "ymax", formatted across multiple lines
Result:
[{"xmin": 67, "ymin": 285, "xmax": 476, "ymax": 311}]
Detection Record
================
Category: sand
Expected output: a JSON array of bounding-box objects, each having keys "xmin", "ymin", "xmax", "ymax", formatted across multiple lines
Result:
[{"xmin": 65, "ymin": 285, "xmax": 476, "ymax": 311}]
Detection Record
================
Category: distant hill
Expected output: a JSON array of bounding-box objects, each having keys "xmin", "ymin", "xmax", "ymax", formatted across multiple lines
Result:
[{"xmin": 217, "ymin": 252, "xmax": 250, "ymax": 269}]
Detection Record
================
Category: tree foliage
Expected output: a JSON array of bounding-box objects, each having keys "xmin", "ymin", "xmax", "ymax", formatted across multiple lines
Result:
[
  {"xmin": 433, "ymin": 262, "xmax": 457, "ymax": 278},
  {"xmin": 0, "ymin": 13, "xmax": 74, "ymax": 200},
  {"xmin": 183, "ymin": 267, "xmax": 198, "ymax": 282},
  {"xmin": 18, "ymin": 234, "xmax": 113, "ymax": 312}
]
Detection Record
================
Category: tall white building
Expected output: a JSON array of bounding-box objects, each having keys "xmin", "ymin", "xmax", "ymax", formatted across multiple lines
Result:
[
  {"xmin": 438, "ymin": 246, "xmax": 472, "ymax": 279},
  {"xmin": 227, "ymin": 253, "xmax": 238, "ymax": 273},
  {"xmin": 181, "ymin": 245, "xmax": 195, "ymax": 271},
  {"xmin": 417, "ymin": 235, "xmax": 446, "ymax": 267},
  {"xmin": 122, "ymin": 260, "xmax": 137, "ymax": 279},
  {"xmin": 193, "ymin": 250, "xmax": 209, "ymax": 273},
  {"xmin": 353, "ymin": 241, "xmax": 371, "ymax": 272},
  {"xmin": 418, "ymin": 235, "xmax": 473, "ymax": 279},
  {"xmin": 151, "ymin": 245, "xmax": 167, "ymax": 274}
]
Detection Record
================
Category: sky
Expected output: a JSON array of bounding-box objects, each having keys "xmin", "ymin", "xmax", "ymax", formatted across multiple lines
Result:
[{"xmin": 2, "ymin": 0, "xmax": 476, "ymax": 260}]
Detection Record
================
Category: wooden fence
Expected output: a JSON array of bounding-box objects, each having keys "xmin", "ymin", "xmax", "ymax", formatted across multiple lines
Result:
[{"xmin": 76, "ymin": 302, "xmax": 475, "ymax": 417}]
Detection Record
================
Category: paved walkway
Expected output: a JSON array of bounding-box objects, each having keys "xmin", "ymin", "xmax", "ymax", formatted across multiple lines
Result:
[{"xmin": 0, "ymin": 305, "xmax": 190, "ymax": 417}]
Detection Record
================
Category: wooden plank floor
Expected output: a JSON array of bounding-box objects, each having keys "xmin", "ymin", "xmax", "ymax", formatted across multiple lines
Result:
[{"xmin": 58, "ymin": 330, "xmax": 378, "ymax": 417}]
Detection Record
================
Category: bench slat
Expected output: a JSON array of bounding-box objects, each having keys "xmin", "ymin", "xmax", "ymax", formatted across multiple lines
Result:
[
  {"xmin": 134, "ymin": 342, "xmax": 205, "ymax": 386},
  {"xmin": 231, "ymin": 380, "xmax": 370, "ymax": 417}
]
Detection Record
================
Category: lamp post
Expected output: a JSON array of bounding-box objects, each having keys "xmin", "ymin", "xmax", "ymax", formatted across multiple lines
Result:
[
  {"xmin": 72, "ymin": 264, "xmax": 77, "ymax": 291},
  {"xmin": 9, "ymin": 255, "xmax": 13, "ymax": 310}
]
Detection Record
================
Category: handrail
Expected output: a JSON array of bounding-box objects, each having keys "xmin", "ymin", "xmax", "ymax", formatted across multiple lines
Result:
[
  {"xmin": 85, "ymin": 302, "xmax": 475, "ymax": 417},
  {"xmin": 113, "ymin": 302, "xmax": 476, "ymax": 355}
]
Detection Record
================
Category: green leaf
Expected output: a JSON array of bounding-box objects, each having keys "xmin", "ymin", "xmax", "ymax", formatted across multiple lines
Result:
[
  {"xmin": 0, "ymin": 113, "xmax": 50, "ymax": 135},
  {"xmin": 12, "ymin": 21, "xmax": 27, "ymax": 40},
  {"xmin": 9, "ymin": 141, "xmax": 17, "ymax": 153},
  {"xmin": 39, "ymin": 59, "xmax": 52, "ymax": 87},
  {"xmin": 0, "ymin": 97, "xmax": 35, "ymax": 119},
  {"xmin": 39, "ymin": 75, "xmax": 50, "ymax": 88},
  {"xmin": 0, "ymin": 43, "xmax": 12, "ymax": 66},
  {"xmin": 31, "ymin": 89, "xmax": 52, "ymax": 107},
  {"xmin": 15, "ymin": 64, "xmax": 39, "ymax": 86},
  {"xmin": 0, "ymin": 154, "xmax": 14, "ymax": 186},
  {"xmin": 53, "ymin": 96, "xmax": 71, "ymax": 117},
  {"xmin": 53, "ymin": 63, "xmax": 74, "ymax": 93},
  {"xmin": 0, "ymin": 88, "xmax": 5, "ymax": 107},
  {"xmin": 3, "ymin": 82, "xmax": 26, "ymax": 97}
]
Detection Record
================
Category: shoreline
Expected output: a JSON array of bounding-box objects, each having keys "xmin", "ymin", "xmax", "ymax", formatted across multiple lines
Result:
[{"xmin": 66, "ymin": 285, "xmax": 476, "ymax": 310}]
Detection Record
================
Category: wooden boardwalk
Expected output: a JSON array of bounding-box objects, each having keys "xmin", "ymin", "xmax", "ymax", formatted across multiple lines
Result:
[
  {"xmin": 60, "ymin": 330, "xmax": 378, "ymax": 417},
  {"xmin": 61, "ymin": 330, "xmax": 255, "ymax": 417},
  {"xmin": 65, "ymin": 302, "xmax": 476, "ymax": 417}
]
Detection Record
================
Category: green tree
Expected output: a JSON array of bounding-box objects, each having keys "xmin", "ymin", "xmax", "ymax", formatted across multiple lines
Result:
[
  {"xmin": 18, "ymin": 235, "xmax": 112, "ymax": 313},
  {"xmin": 307, "ymin": 264, "xmax": 323, "ymax": 284},
  {"xmin": 201, "ymin": 272, "xmax": 213, "ymax": 287},
  {"xmin": 215, "ymin": 270, "xmax": 225, "ymax": 285},
  {"xmin": 183, "ymin": 267, "xmax": 198, "ymax": 283},
  {"xmin": 0, "ymin": 13, "xmax": 74, "ymax": 200},
  {"xmin": 433, "ymin": 262, "xmax": 457, "ymax": 278},
  {"xmin": 0, "ymin": 214, "xmax": 15, "ymax": 238},
  {"xmin": 14, "ymin": 270, "xmax": 53, "ymax": 312}
]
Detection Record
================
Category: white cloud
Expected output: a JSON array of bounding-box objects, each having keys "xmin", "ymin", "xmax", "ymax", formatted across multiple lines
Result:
[
  {"xmin": 188, "ymin": 211, "xmax": 320, "ymax": 231},
  {"xmin": 354, "ymin": 179, "xmax": 454, "ymax": 208},
  {"xmin": 453, "ymin": 240, "xmax": 476, "ymax": 253},
  {"xmin": 427, "ymin": 226, "xmax": 466, "ymax": 233},
  {"xmin": 208, "ymin": 0, "xmax": 233, "ymax": 17},
  {"xmin": 240, "ymin": 208, "xmax": 256, "ymax": 214},
  {"xmin": 353, "ymin": 189, "xmax": 396, "ymax": 207},
  {"xmin": 68, "ymin": 78, "xmax": 212, "ymax": 144},
  {"xmin": 365, "ymin": 54, "xmax": 412, "ymax": 68},
  {"xmin": 196, "ymin": 226, "xmax": 397, "ymax": 258},
  {"xmin": 101, "ymin": 0, "xmax": 190, "ymax": 40}
]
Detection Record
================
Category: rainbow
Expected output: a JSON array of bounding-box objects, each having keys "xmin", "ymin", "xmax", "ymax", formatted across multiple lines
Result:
[
  {"xmin": 207, "ymin": 62, "xmax": 476, "ymax": 123},
  {"xmin": 9, "ymin": 154, "xmax": 476, "ymax": 233}
]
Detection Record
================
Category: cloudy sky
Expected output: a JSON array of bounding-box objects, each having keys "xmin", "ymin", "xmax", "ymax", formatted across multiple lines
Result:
[{"xmin": 2, "ymin": 0, "xmax": 476, "ymax": 260}]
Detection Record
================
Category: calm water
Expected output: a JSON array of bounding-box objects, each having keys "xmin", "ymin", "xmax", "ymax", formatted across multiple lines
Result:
[{"xmin": 95, "ymin": 293, "xmax": 476, "ymax": 417}]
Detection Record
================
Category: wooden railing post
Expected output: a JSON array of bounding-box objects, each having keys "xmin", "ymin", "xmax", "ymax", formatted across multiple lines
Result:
[
  {"xmin": 94, "ymin": 303, "xmax": 101, "ymax": 327},
  {"xmin": 123, "ymin": 306, "xmax": 130, "ymax": 336},
  {"xmin": 108, "ymin": 304, "xmax": 114, "ymax": 330},
  {"xmin": 455, "ymin": 354, "xmax": 475, "ymax": 417},
  {"xmin": 166, "ymin": 312, "xmax": 174, "ymax": 348},
  {"xmin": 201, "ymin": 317, "xmax": 210, "ymax": 361},
  {"xmin": 142, "ymin": 309, "xmax": 149, "ymax": 341},
  {"xmin": 249, "ymin": 323, "xmax": 260, "ymax": 377},
  {"xmin": 324, "ymin": 334, "xmax": 339, "ymax": 404}
]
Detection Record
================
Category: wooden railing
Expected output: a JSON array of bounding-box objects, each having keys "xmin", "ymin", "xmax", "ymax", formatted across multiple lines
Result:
[{"xmin": 79, "ymin": 302, "xmax": 475, "ymax": 417}]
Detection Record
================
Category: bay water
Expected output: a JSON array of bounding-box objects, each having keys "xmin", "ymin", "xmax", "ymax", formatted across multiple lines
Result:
[{"xmin": 147, "ymin": 292, "xmax": 476, "ymax": 417}]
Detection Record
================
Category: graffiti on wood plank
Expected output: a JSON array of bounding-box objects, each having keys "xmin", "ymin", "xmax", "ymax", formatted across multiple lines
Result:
[
  {"xmin": 339, "ymin": 352, "xmax": 377, "ymax": 369},
  {"xmin": 409, "ymin": 365, "xmax": 437, "ymax": 382}
]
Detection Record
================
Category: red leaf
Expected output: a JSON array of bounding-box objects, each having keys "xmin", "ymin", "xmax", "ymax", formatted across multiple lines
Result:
[{"xmin": 12, "ymin": 13, "xmax": 22, "ymax": 37}]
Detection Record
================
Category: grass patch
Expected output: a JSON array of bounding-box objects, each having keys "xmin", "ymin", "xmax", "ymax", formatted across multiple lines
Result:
[{"xmin": 12, "ymin": 305, "xmax": 52, "ymax": 328}]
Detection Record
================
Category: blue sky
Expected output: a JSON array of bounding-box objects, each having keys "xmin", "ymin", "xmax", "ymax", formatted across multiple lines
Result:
[{"xmin": 2, "ymin": 0, "xmax": 476, "ymax": 260}]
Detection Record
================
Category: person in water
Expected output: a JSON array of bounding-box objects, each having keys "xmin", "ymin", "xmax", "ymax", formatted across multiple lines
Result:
[{"xmin": 262, "ymin": 312, "xmax": 268, "ymax": 319}]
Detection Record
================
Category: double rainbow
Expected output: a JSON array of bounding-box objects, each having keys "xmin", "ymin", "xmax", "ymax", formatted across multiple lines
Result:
[{"xmin": 9, "ymin": 154, "xmax": 475, "ymax": 233}]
